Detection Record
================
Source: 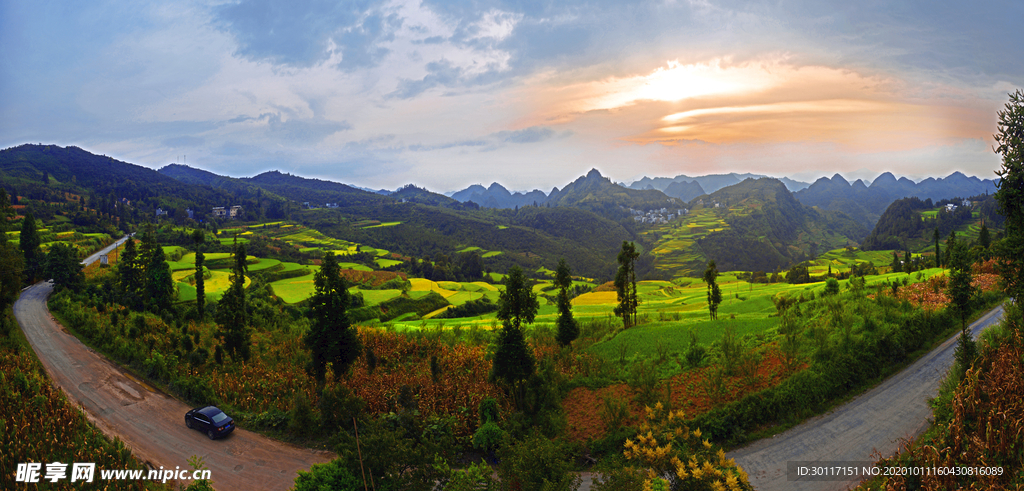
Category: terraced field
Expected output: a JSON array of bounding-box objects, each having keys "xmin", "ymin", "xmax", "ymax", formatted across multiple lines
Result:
[{"xmin": 643, "ymin": 206, "xmax": 736, "ymax": 276}]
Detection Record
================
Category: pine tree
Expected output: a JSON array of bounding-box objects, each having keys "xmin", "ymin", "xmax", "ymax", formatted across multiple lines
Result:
[
  {"xmin": 614, "ymin": 241, "xmax": 639, "ymax": 328},
  {"xmin": 554, "ymin": 258, "xmax": 579, "ymax": 347},
  {"xmin": 193, "ymin": 229, "xmax": 206, "ymax": 318},
  {"xmin": 934, "ymin": 228, "xmax": 941, "ymax": 268},
  {"xmin": 44, "ymin": 243, "xmax": 84, "ymax": 292},
  {"xmin": 142, "ymin": 230, "xmax": 173, "ymax": 312},
  {"xmin": 117, "ymin": 237, "xmax": 142, "ymax": 309},
  {"xmin": 216, "ymin": 241, "xmax": 251, "ymax": 361},
  {"xmin": 703, "ymin": 260, "xmax": 722, "ymax": 320},
  {"xmin": 948, "ymin": 241, "xmax": 977, "ymax": 377},
  {"xmin": 492, "ymin": 265, "xmax": 538, "ymax": 407},
  {"xmin": 19, "ymin": 213, "xmax": 42, "ymax": 285},
  {"xmin": 304, "ymin": 252, "xmax": 361, "ymax": 382},
  {"xmin": 0, "ymin": 190, "xmax": 23, "ymax": 313},
  {"xmin": 994, "ymin": 89, "xmax": 1024, "ymax": 327},
  {"xmin": 979, "ymin": 222, "xmax": 990, "ymax": 250}
]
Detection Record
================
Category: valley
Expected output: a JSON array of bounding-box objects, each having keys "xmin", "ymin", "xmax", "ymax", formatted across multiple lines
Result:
[{"xmin": 1, "ymin": 143, "xmax": 1020, "ymax": 491}]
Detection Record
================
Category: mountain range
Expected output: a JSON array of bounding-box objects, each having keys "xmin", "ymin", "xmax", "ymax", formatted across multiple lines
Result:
[{"xmin": 793, "ymin": 171, "xmax": 999, "ymax": 230}]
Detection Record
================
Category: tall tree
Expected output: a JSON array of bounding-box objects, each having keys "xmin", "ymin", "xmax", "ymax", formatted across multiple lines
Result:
[
  {"xmin": 0, "ymin": 190, "xmax": 23, "ymax": 316},
  {"xmin": 703, "ymin": 260, "xmax": 722, "ymax": 320},
  {"xmin": 933, "ymin": 227, "xmax": 941, "ymax": 268},
  {"xmin": 304, "ymin": 252, "xmax": 361, "ymax": 383},
  {"xmin": 117, "ymin": 237, "xmax": 142, "ymax": 309},
  {"xmin": 142, "ymin": 230, "xmax": 173, "ymax": 312},
  {"xmin": 994, "ymin": 89, "xmax": 1024, "ymax": 328},
  {"xmin": 945, "ymin": 231, "xmax": 957, "ymax": 267},
  {"xmin": 492, "ymin": 265, "xmax": 537, "ymax": 407},
  {"xmin": 613, "ymin": 241, "xmax": 639, "ymax": 328},
  {"xmin": 44, "ymin": 243, "xmax": 84, "ymax": 293},
  {"xmin": 19, "ymin": 213, "xmax": 42, "ymax": 285},
  {"xmin": 216, "ymin": 241, "xmax": 251, "ymax": 361},
  {"xmin": 979, "ymin": 222, "xmax": 991, "ymax": 250},
  {"xmin": 192, "ymin": 229, "xmax": 206, "ymax": 318},
  {"xmin": 554, "ymin": 258, "xmax": 579, "ymax": 347},
  {"xmin": 948, "ymin": 240, "xmax": 977, "ymax": 376}
]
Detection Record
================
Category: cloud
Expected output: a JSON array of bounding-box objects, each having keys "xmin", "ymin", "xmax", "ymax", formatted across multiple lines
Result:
[
  {"xmin": 494, "ymin": 126, "xmax": 555, "ymax": 143},
  {"xmin": 162, "ymin": 136, "xmax": 205, "ymax": 148},
  {"xmin": 213, "ymin": 0, "xmax": 401, "ymax": 70}
]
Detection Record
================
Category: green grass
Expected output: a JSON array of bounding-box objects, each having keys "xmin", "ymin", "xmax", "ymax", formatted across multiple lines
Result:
[
  {"xmin": 338, "ymin": 262, "xmax": 373, "ymax": 272},
  {"xmin": 375, "ymin": 258, "xmax": 403, "ymax": 268},
  {"xmin": 269, "ymin": 275, "xmax": 316, "ymax": 304}
]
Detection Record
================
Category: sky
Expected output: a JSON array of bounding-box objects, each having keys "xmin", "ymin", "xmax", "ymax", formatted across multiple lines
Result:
[{"xmin": 1, "ymin": 0, "xmax": 1022, "ymax": 193}]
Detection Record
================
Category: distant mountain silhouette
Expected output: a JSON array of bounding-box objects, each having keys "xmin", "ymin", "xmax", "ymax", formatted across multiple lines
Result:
[
  {"xmin": 794, "ymin": 171, "xmax": 998, "ymax": 230},
  {"xmin": 628, "ymin": 173, "xmax": 811, "ymax": 194},
  {"xmin": 663, "ymin": 180, "xmax": 705, "ymax": 202}
]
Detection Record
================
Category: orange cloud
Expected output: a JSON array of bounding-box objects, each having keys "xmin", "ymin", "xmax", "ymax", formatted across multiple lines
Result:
[{"xmin": 519, "ymin": 56, "xmax": 994, "ymax": 153}]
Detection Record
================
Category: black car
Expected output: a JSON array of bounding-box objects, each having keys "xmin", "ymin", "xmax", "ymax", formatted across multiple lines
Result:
[{"xmin": 185, "ymin": 406, "xmax": 235, "ymax": 440}]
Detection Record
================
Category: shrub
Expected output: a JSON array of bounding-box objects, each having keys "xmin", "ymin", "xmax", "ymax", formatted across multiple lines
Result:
[
  {"xmin": 497, "ymin": 431, "xmax": 580, "ymax": 491},
  {"xmin": 288, "ymin": 391, "xmax": 317, "ymax": 437},
  {"xmin": 293, "ymin": 460, "xmax": 362, "ymax": 491}
]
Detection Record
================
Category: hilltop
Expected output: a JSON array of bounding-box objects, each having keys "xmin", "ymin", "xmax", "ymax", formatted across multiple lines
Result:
[{"xmin": 644, "ymin": 178, "xmax": 866, "ymax": 275}]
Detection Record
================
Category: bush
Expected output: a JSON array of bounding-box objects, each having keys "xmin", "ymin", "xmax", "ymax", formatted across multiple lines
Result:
[
  {"xmin": 288, "ymin": 391, "xmax": 317, "ymax": 437},
  {"xmin": 293, "ymin": 460, "xmax": 362, "ymax": 491},
  {"xmin": 497, "ymin": 431, "xmax": 580, "ymax": 491},
  {"xmin": 169, "ymin": 376, "xmax": 218, "ymax": 406}
]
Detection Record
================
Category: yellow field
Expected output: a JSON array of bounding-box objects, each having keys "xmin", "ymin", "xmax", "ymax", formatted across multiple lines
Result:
[{"xmin": 571, "ymin": 291, "xmax": 618, "ymax": 306}]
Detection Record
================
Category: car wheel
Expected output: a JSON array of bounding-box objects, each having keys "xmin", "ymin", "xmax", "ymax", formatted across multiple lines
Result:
[
  {"xmin": 186, "ymin": 418, "xmax": 192, "ymax": 429},
  {"xmin": 207, "ymin": 430, "xmax": 215, "ymax": 440}
]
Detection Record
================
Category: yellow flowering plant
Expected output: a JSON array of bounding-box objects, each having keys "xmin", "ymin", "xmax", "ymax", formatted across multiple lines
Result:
[{"xmin": 622, "ymin": 403, "xmax": 751, "ymax": 491}]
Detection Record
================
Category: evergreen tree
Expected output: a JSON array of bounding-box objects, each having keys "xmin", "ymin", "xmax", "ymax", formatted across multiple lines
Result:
[
  {"xmin": 44, "ymin": 243, "xmax": 84, "ymax": 293},
  {"xmin": 0, "ymin": 190, "xmax": 23, "ymax": 314},
  {"xmin": 613, "ymin": 241, "xmax": 639, "ymax": 328},
  {"xmin": 216, "ymin": 241, "xmax": 251, "ymax": 361},
  {"xmin": 554, "ymin": 258, "xmax": 579, "ymax": 347},
  {"xmin": 933, "ymin": 228, "xmax": 941, "ymax": 268},
  {"xmin": 142, "ymin": 231, "xmax": 173, "ymax": 312},
  {"xmin": 703, "ymin": 260, "xmax": 722, "ymax": 320},
  {"xmin": 979, "ymin": 222, "xmax": 991, "ymax": 250},
  {"xmin": 945, "ymin": 231, "xmax": 957, "ymax": 267},
  {"xmin": 948, "ymin": 241, "xmax": 977, "ymax": 376},
  {"xmin": 193, "ymin": 229, "xmax": 206, "ymax": 318},
  {"xmin": 492, "ymin": 265, "xmax": 537, "ymax": 407},
  {"xmin": 304, "ymin": 252, "xmax": 361, "ymax": 383},
  {"xmin": 994, "ymin": 89, "xmax": 1024, "ymax": 327},
  {"xmin": 117, "ymin": 237, "xmax": 142, "ymax": 309},
  {"xmin": 19, "ymin": 213, "xmax": 42, "ymax": 285}
]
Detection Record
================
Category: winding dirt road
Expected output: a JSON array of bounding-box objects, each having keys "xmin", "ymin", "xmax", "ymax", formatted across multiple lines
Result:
[
  {"xmin": 15, "ymin": 238, "xmax": 331, "ymax": 490},
  {"xmin": 728, "ymin": 304, "xmax": 1005, "ymax": 491}
]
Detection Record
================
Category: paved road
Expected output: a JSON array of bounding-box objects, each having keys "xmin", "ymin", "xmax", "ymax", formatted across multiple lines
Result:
[
  {"xmin": 728, "ymin": 304, "xmax": 1006, "ymax": 491},
  {"xmin": 15, "ymin": 237, "xmax": 332, "ymax": 490}
]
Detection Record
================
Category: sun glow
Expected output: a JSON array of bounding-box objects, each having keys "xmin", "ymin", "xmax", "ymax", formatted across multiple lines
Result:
[{"xmin": 577, "ymin": 59, "xmax": 774, "ymax": 112}]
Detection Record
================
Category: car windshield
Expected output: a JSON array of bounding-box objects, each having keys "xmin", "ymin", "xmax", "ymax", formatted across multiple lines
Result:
[{"xmin": 211, "ymin": 412, "xmax": 230, "ymax": 424}]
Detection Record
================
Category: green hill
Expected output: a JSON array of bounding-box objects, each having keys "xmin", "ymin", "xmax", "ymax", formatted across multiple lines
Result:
[{"xmin": 646, "ymin": 178, "xmax": 866, "ymax": 276}]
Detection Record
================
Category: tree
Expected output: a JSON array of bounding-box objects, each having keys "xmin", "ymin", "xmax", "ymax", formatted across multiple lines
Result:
[
  {"xmin": 44, "ymin": 243, "xmax": 84, "ymax": 292},
  {"xmin": 142, "ymin": 230, "xmax": 173, "ymax": 312},
  {"xmin": 304, "ymin": 252, "xmax": 361, "ymax": 383},
  {"xmin": 492, "ymin": 265, "xmax": 537, "ymax": 407},
  {"xmin": 703, "ymin": 260, "xmax": 722, "ymax": 320},
  {"xmin": 554, "ymin": 258, "xmax": 579, "ymax": 347},
  {"xmin": 948, "ymin": 240, "xmax": 977, "ymax": 376},
  {"xmin": 216, "ymin": 241, "xmax": 251, "ymax": 361},
  {"xmin": 945, "ymin": 231, "xmax": 957, "ymax": 267},
  {"xmin": 979, "ymin": 222, "xmax": 991, "ymax": 250},
  {"xmin": 117, "ymin": 237, "xmax": 142, "ymax": 309},
  {"xmin": 934, "ymin": 228, "xmax": 941, "ymax": 268},
  {"xmin": 193, "ymin": 230, "xmax": 206, "ymax": 318},
  {"xmin": 613, "ymin": 241, "xmax": 639, "ymax": 328},
  {"xmin": 0, "ymin": 190, "xmax": 23, "ymax": 316},
  {"xmin": 19, "ymin": 213, "xmax": 42, "ymax": 285},
  {"xmin": 994, "ymin": 89, "xmax": 1024, "ymax": 328}
]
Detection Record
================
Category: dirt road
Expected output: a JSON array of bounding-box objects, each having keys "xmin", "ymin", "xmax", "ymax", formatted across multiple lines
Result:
[
  {"xmin": 728, "ymin": 304, "xmax": 1006, "ymax": 491},
  {"xmin": 15, "ymin": 237, "xmax": 332, "ymax": 490}
]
